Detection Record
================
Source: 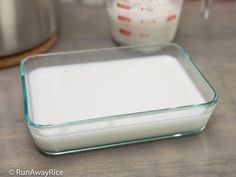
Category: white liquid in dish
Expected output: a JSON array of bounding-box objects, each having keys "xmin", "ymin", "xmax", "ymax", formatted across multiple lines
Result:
[
  {"xmin": 107, "ymin": 0, "xmax": 183, "ymax": 45},
  {"xmin": 29, "ymin": 55, "xmax": 204, "ymax": 125},
  {"xmin": 28, "ymin": 55, "xmax": 212, "ymax": 152}
]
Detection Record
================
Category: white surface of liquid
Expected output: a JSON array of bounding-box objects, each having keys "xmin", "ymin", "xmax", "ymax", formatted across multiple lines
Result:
[
  {"xmin": 27, "ymin": 55, "xmax": 213, "ymax": 152},
  {"xmin": 29, "ymin": 55, "xmax": 204, "ymax": 125},
  {"xmin": 107, "ymin": 0, "xmax": 183, "ymax": 45}
]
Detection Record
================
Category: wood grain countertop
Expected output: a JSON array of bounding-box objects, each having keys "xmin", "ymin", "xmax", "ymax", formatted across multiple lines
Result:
[{"xmin": 0, "ymin": 1, "xmax": 236, "ymax": 176}]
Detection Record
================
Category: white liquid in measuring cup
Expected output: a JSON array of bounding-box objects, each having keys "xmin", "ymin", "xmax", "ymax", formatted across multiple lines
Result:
[{"xmin": 107, "ymin": 0, "xmax": 183, "ymax": 45}]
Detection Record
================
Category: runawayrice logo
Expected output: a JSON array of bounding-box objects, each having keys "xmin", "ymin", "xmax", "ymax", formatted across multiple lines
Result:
[{"xmin": 8, "ymin": 169, "xmax": 64, "ymax": 177}]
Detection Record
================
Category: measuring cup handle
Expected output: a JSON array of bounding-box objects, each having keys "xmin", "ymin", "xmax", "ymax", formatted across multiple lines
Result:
[{"xmin": 201, "ymin": 0, "xmax": 214, "ymax": 19}]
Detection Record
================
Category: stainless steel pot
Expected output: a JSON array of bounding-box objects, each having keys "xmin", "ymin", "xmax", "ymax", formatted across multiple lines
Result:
[{"xmin": 0, "ymin": 0, "xmax": 59, "ymax": 57}]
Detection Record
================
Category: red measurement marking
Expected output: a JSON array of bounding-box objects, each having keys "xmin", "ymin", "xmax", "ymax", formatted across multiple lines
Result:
[
  {"xmin": 119, "ymin": 28, "xmax": 131, "ymax": 36},
  {"xmin": 167, "ymin": 15, "xmax": 177, "ymax": 22},
  {"xmin": 117, "ymin": 2, "xmax": 130, "ymax": 10},
  {"xmin": 118, "ymin": 15, "xmax": 131, "ymax": 22}
]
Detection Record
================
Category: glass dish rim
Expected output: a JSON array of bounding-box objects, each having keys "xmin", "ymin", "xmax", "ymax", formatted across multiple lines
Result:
[{"xmin": 20, "ymin": 43, "xmax": 218, "ymax": 129}]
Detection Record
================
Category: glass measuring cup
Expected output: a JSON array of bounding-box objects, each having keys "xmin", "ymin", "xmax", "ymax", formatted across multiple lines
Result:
[{"xmin": 106, "ymin": 0, "xmax": 213, "ymax": 45}]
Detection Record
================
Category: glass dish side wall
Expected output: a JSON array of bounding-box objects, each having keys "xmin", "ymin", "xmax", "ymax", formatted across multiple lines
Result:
[{"xmin": 29, "ymin": 106, "xmax": 215, "ymax": 154}]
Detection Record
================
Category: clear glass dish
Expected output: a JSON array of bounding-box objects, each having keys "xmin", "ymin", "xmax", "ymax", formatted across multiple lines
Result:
[{"xmin": 20, "ymin": 43, "xmax": 218, "ymax": 155}]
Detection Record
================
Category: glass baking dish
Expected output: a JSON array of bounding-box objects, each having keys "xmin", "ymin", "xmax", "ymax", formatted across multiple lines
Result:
[{"xmin": 20, "ymin": 43, "xmax": 218, "ymax": 155}]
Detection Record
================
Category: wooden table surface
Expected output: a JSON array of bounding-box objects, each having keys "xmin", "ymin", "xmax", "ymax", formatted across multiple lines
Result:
[{"xmin": 1, "ymin": 1, "xmax": 236, "ymax": 176}]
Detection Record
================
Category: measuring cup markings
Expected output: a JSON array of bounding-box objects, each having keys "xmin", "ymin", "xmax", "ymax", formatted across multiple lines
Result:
[
  {"xmin": 117, "ymin": 20, "xmax": 177, "ymax": 38},
  {"xmin": 116, "ymin": 14, "xmax": 177, "ymax": 25},
  {"xmin": 118, "ymin": 27, "xmax": 153, "ymax": 38},
  {"xmin": 118, "ymin": 26, "xmax": 175, "ymax": 38},
  {"xmin": 140, "ymin": 7, "xmax": 154, "ymax": 12},
  {"xmin": 117, "ymin": 2, "xmax": 131, "ymax": 10},
  {"xmin": 119, "ymin": 28, "xmax": 132, "ymax": 36},
  {"xmin": 166, "ymin": 14, "xmax": 177, "ymax": 22},
  {"xmin": 119, "ymin": 29, "xmax": 150, "ymax": 38},
  {"xmin": 139, "ymin": 33, "xmax": 150, "ymax": 38},
  {"xmin": 114, "ymin": 6, "xmax": 178, "ymax": 24},
  {"xmin": 118, "ymin": 15, "xmax": 131, "ymax": 22},
  {"xmin": 140, "ymin": 19, "xmax": 157, "ymax": 25},
  {"xmin": 116, "ymin": 1, "xmax": 155, "ymax": 11},
  {"xmin": 109, "ymin": 0, "xmax": 183, "ymax": 44}
]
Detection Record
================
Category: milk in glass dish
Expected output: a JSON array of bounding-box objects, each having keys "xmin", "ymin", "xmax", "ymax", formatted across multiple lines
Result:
[{"xmin": 20, "ymin": 43, "xmax": 218, "ymax": 155}]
